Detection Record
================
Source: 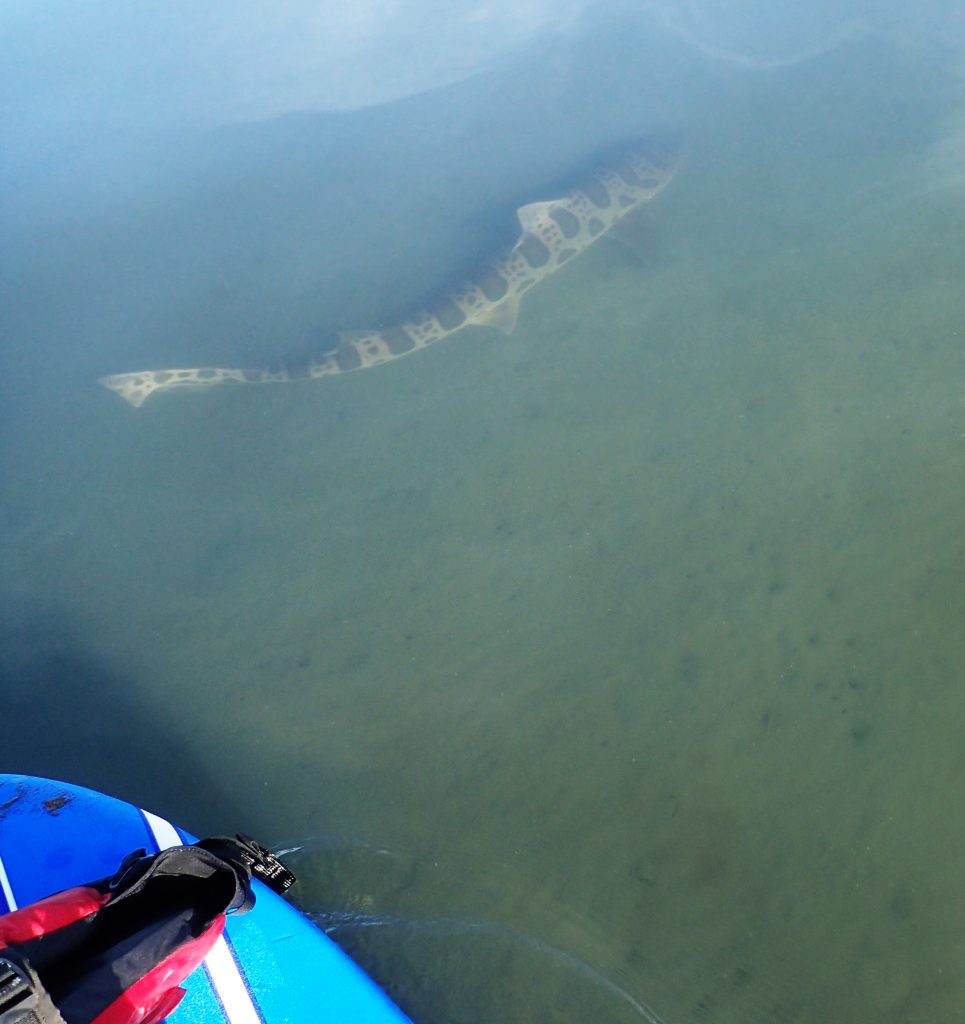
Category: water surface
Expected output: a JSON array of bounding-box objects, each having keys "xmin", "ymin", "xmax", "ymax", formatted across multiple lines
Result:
[{"xmin": 2, "ymin": 4, "xmax": 965, "ymax": 1021}]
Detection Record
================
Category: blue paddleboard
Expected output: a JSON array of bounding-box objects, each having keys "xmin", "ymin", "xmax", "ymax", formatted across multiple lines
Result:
[{"xmin": 0, "ymin": 775, "xmax": 413, "ymax": 1024}]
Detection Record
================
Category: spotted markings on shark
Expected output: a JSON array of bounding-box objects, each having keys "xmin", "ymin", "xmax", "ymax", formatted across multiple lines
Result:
[{"xmin": 99, "ymin": 138, "xmax": 681, "ymax": 407}]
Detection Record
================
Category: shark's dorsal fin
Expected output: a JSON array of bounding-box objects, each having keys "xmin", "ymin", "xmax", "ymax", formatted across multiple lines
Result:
[
  {"xmin": 471, "ymin": 294, "xmax": 521, "ymax": 334},
  {"xmin": 515, "ymin": 200, "xmax": 564, "ymax": 235}
]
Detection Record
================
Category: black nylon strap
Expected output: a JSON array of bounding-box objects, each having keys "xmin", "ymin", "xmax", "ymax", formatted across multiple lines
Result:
[
  {"xmin": 108, "ymin": 845, "xmax": 252, "ymax": 915},
  {"xmin": 0, "ymin": 833, "xmax": 295, "ymax": 1024}
]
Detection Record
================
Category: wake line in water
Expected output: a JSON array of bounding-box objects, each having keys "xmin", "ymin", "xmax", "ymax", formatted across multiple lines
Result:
[
  {"xmin": 652, "ymin": 8, "xmax": 871, "ymax": 71},
  {"xmin": 316, "ymin": 910, "xmax": 671, "ymax": 1024}
]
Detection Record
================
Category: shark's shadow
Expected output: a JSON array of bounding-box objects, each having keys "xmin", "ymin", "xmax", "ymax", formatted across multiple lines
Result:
[{"xmin": 0, "ymin": 601, "xmax": 247, "ymax": 836}]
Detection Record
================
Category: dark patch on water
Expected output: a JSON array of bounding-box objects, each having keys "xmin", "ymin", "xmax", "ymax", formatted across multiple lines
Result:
[{"xmin": 0, "ymin": 600, "xmax": 245, "ymax": 831}]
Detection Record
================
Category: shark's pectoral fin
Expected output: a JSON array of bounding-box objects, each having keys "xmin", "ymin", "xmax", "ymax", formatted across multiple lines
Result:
[
  {"xmin": 473, "ymin": 294, "xmax": 521, "ymax": 334},
  {"xmin": 515, "ymin": 200, "xmax": 566, "ymax": 234},
  {"xmin": 605, "ymin": 211, "xmax": 659, "ymax": 264}
]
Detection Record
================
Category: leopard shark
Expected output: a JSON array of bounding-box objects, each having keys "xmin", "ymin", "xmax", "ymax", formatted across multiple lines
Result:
[{"xmin": 99, "ymin": 138, "xmax": 681, "ymax": 407}]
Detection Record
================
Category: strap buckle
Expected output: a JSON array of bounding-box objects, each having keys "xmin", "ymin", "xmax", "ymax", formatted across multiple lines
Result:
[
  {"xmin": 195, "ymin": 834, "xmax": 297, "ymax": 898},
  {"xmin": 231, "ymin": 834, "xmax": 297, "ymax": 895},
  {"xmin": 0, "ymin": 954, "xmax": 65, "ymax": 1024}
]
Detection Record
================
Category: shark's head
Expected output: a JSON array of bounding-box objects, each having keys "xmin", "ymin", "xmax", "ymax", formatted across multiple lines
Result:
[{"xmin": 628, "ymin": 135, "xmax": 684, "ymax": 175}]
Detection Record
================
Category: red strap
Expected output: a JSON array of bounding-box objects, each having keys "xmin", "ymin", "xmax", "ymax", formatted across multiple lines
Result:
[
  {"xmin": 91, "ymin": 914, "xmax": 227, "ymax": 1024},
  {"xmin": 135, "ymin": 986, "xmax": 185, "ymax": 1024},
  {"xmin": 0, "ymin": 887, "xmax": 109, "ymax": 946}
]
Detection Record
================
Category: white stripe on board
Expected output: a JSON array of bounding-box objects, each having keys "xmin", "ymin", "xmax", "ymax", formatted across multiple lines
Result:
[
  {"xmin": 141, "ymin": 810, "xmax": 182, "ymax": 851},
  {"xmin": 140, "ymin": 809, "xmax": 264, "ymax": 1024},
  {"xmin": 0, "ymin": 855, "xmax": 17, "ymax": 911},
  {"xmin": 203, "ymin": 937, "xmax": 264, "ymax": 1024}
]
